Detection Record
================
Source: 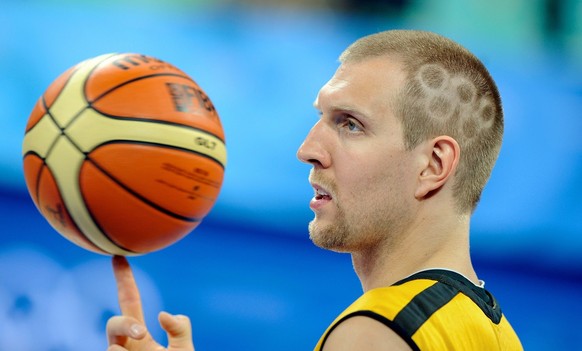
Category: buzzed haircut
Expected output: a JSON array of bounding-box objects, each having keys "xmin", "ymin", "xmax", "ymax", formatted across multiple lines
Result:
[{"xmin": 340, "ymin": 30, "xmax": 503, "ymax": 213}]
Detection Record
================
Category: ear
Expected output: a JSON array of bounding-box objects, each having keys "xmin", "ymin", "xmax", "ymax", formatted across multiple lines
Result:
[{"xmin": 414, "ymin": 136, "xmax": 460, "ymax": 199}]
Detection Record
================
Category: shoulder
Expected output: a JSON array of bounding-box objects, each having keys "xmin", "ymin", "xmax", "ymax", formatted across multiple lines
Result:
[
  {"xmin": 322, "ymin": 315, "xmax": 412, "ymax": 351},
  {"xmin": 316, "ymin": 279, "xmax": 432, "ymax": 351}
]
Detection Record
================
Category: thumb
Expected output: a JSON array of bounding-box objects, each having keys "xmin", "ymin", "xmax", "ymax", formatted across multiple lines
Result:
[{"xmin": 159, "ymin": 311, "xmax": 194, "ymax": 350}]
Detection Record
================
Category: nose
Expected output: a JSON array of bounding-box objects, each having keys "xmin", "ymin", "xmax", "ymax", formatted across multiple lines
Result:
[{"xmin": 296, "ymin": 120, "xmax": 331, "ymax": 169}]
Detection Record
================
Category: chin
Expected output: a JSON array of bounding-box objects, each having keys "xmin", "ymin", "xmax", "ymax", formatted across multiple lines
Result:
[{"xmin": 308, "ymin": 219, "xmax": 351, "ymax": 252}]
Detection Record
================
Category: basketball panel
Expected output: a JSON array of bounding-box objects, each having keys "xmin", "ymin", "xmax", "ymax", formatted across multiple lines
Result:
[
  {"xmin": 25, "ymin": 98, "xmax": 47, "ymax": 132},
  {"xmin": 37, "ymin": 165, "xmax": 108, "ymax": 255},
  {"xmin": 91, "ymin": 75, "xmax": 224, "ymax": 140},
  {"xmin": 22, "ymin": 115, "xmax": 63, "ymax": 159},
  {"xmin": 66, "ymin": 109, "xmax": 227, "ymax": 168},
  {"xmin": 47, "ymin": 55, "xmax": 115, "ymax": 128},
  {"xmin": 22, "ymin": 153, "xmax": 45, "ymax": 206},
  {"xmin": 44, "ymin": 136, "xmax": 134, "ymax": 256},
  {"xmin": 87, "ymin": 142, "xmax": 224, "ymax": 219},
  {"xmin": 44, "ymin": 65, "xmax": 77, "ymax": 108},
  {"xmin": 85, "ymin": 53, "xmax": 190, "ymax": 102},
  {"xmin": 80, "ymin": 162, "xmax": 199, "ymax": 254}
]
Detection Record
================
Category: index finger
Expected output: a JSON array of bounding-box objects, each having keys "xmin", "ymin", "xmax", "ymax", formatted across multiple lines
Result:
[{"xmin": 112, "ymin": 256, "xmax": 145, "ymax": 323}]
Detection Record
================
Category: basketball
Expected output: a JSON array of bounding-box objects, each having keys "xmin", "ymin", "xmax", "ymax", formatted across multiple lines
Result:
[{"xmin": 21, "ymin": 53, "xmax": 226, "ymax": 256}]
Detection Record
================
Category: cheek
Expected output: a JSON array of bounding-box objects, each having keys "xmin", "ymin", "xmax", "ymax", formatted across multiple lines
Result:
[
  {"xmin": 332, "ymin": 142, "xmax": 415, "ymax": 200},
  {"xmin": 351, "ymin": 153, "xmax": 414, "ymax": 200},
  {"xmin": 335, "ymin": 160, "xmax": 387, "ymax": 202}
]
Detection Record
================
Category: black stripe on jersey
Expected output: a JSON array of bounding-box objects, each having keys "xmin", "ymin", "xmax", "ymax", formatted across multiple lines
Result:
[
  {"xmin": 392, "ymin": 281, "xmax": 459, "ymax": 338},
  {"xmin": 394, "ymin": 269, "xmax": 503, "ymax": 324},
  {"xmin": 318, "ymin": 310, "xmax": 421, "ymax": 351}
]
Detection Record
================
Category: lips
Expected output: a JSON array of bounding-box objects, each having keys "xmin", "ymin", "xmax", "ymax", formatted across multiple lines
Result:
[{"xmin": 310, "ymin": 182, "xmax": 333, "ymax": 211}]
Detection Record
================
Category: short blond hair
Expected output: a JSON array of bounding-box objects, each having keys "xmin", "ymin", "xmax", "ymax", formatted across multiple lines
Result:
[{"xmin": 340, "ymin": 30, "xmax": 503, "ymax": 213}]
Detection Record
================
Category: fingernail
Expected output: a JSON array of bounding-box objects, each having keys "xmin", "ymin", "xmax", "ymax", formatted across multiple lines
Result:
[{"xmin": 130, "ymin": 324, "xmax": 146, "ymax": 337}]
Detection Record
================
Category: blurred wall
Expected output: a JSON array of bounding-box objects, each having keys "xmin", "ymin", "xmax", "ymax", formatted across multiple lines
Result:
[{"xmin": 0, "ymin": 0, "xmax": 581, "ymax": 350}]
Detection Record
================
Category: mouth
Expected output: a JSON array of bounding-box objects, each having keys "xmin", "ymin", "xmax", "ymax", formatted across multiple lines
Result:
[
  {"xmin": 308, "ymin": 174, "xmax": 335, "ymax": 211},
  {"xmin": 312, "ymin": 183, "xmax": 333, "ymax": 201}
]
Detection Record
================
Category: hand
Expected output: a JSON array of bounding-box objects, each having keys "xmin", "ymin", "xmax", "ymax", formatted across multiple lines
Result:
[{"xmin": 106, "ymin": 256, "xmax": 195, "ymax": 351}]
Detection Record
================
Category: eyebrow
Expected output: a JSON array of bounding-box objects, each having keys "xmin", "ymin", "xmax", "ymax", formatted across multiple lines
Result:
[
  {"xmin": 318, "ymin": 103, "xmax": 370, "ymax": 120},
  {"xmin": 313, "ymin": 95, "xmax": 372, "ymax": 122}
]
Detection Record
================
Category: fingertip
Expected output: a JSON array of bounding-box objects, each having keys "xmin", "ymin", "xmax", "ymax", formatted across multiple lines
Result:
[
  {"xmin": 159, "ymin": 311, "xmax": 188, "ymax": 322},
  {"xmin": 174, "ymin": 314, "xmax": 190, "ymax": 324},
  {"xmin": 159, "ymin": 311, "xmax": 191, "ymax": 332},
  {"xmin": 159, "ymin": 310, "xmax": 170, "ymax": 319},
  {"xmin": 158, "ymin": 311, "xmax": 174, "ymax": 327},
  {"xmin": 112, "ymin": 255, "xmax": 128, "ymax": 267}
]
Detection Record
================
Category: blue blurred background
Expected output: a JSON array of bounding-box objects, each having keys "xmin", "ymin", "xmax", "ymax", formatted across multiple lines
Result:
[{"xmin": 1, "ymin": 0, "xmax": 581, "ymax": 350}]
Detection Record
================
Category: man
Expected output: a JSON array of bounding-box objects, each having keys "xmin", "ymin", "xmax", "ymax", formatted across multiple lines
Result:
[{"xmin": 106, "ymin": 30, "xmax": 522, "ymax": 350}]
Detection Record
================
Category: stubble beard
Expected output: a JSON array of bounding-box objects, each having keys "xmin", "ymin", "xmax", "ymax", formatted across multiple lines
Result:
[
  {"xmin": 308, "ymin": 203, "xmax": 387, "ymax": 253},
  {"xmin": 308, "ymin": 206, "xmax": 351, "ymax": 252},
  {"xmin": 308, "ymin": 196, "xmax": 411, "ymax": 255}
]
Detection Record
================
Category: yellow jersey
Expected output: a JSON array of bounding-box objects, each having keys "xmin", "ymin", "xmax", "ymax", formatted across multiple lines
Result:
[{"xmin": 315, "ymin": 269, "xmax": 522, "ymax": 350}]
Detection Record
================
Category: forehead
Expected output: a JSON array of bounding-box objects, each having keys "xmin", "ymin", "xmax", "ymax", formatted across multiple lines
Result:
[{"xmin": 314, "ymin": 56, "xmax": 406, "ymax": 116}]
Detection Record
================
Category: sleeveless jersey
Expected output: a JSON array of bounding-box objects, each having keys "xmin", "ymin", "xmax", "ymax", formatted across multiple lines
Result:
[{"xmin": 314, "ymin": 269, "xmax": 522, "ymax": 350}]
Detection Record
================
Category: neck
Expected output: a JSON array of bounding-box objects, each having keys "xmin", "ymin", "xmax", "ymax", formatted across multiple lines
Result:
[{"xmin": 352, "ymin": 212, "xmax": 478, "ymax": 292}]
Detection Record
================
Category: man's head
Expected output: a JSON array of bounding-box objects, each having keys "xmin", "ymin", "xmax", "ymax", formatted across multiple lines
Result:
[
  {"xmin": 297, "ymin": 30, "xmax": 502, "ymax": 253},
  {"xmin": 298, "ymin": 55, "xmax": 416, "ymax": 252},
  {"xmin": 340, "ymin": 30, "xmax": 503, "ymax": 213}
]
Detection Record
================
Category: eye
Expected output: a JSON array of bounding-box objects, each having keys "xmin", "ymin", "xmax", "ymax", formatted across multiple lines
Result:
[
  {"xmin": 336, "ymin": 114, "xmax": 363, "ymax": 133},
  {"xmin": 346, "ymin": 119, "xmax": 361, "ymax": 132}
]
